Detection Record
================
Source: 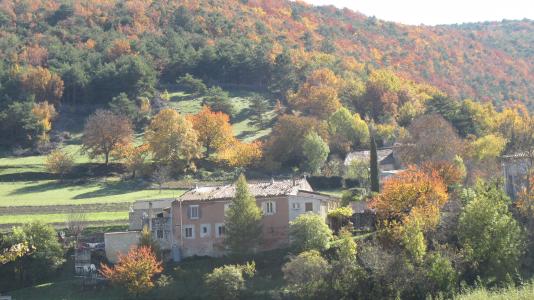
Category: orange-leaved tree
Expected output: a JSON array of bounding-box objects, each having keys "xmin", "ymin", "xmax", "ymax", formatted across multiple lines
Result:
[
  {"xmin": 100, "ymin": 246, "xmax": 163, "ymax": 297},
  {"xmin": 370, "ymin": 166, "xmax": 448, "ymax": 261},
  {"xmin": 370, "ymin": 166, "xmax": 448, "ymax": 231},
  {"xmin": 188, "ymin": 106, "xmax": 234, "ymax": 158},
  {"xmin": 287, "ymin": 68, "xmax": 341, "ymax": 119}
]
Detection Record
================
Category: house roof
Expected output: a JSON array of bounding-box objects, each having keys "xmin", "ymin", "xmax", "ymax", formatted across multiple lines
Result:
[
  {"xmin": 177, "ymin": 178, "xmax": 313, "ymax": 202},
  {"xmin": 132, "ymin": 199, "xmax": 175, "ymax": 210},
  {"xmin": 344, "ymin": 149, "xmax": 394, "ymax": 166}
]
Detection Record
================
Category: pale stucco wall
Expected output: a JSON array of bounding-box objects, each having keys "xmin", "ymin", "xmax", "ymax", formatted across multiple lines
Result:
[{"xmin": 104, "ymin": 231, "xmax": 140, "ymax": 263}]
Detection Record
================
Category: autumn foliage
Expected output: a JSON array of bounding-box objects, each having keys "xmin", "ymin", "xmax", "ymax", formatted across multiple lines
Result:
[
  {"xmin": 100, "ymin": 246, "xmax": 163, "ymax": 297},
  {"xmin": 20, "ymin": 66, "xmax": 64, "ymax": 104},
  {"xmin": 288, "ymin": 68, "xmax": 341, "ymax": 119},
  {"xmin": 370, "ymin": 166, "xmax": 449, "ymax": 232},
  {"xmin": 188, "ymin": 106, "xmax": 234, "ymax": 157},
  {"xmin": 145, "ymin": 108, "xmax": 201, "ymax": 171},
  {"xmin": 217, "ymin": 140, "xmax": 263, "ymax": 169}
]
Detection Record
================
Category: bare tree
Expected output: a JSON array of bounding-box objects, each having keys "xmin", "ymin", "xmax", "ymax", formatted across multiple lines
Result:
[
  {"xmin": 66, "ymin": 210, "xmax": 87, "ymax": 242},
  {"xmin": 397, "ymin": 114, "xmax": 464, "ymax": 166}
]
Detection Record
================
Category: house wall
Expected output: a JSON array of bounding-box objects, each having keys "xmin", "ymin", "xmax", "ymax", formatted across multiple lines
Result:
[
  {"xmin": 288, "ymin": 195, "xmax": 325, "ymax": 221},
  {"xmin": 104, "ymin": 231, "xmax": 140, "ymax": 263},
  {"xmin": 172, "ymin": 196, "xmax": 292, "ymax": 258}
]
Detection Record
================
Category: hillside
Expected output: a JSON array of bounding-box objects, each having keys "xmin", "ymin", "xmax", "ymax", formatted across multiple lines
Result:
[{"xmin": 0, "ymin": 0, "xmax": 532, "ymax": 109}]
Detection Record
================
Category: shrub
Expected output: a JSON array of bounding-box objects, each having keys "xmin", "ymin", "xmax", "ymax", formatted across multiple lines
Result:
[
  {"xmin": 100, "ymin": 246, "xmax": 163, "ymax": 297},
  {"xmin": 282, "ymin": 250, "xmax": 330, "ymax": 298},
  {"xmin": 45, "ymin": 149, "xmax": 74, "ymax": 178},
  {"xmin": 289, "ymin": 213, "xmax": 333, "ymax": 252},
  {"xmin": 204, "ymin": 262, "xmax": 255, "ymax": 300}
]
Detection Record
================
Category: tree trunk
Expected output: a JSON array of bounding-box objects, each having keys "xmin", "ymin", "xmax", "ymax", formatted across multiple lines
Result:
[{"xmin": 105, "ymin": 152, "xmax": 109, "ymax": 165}]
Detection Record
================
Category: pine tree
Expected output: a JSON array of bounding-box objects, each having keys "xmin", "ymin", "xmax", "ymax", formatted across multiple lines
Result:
[
  {"xmin": 370, "ymin": 135, "xmax": 380, "ymax": 193},
  {"xmin": 224, "ymin": 174, "xmax": 263, "ymax": 255}
]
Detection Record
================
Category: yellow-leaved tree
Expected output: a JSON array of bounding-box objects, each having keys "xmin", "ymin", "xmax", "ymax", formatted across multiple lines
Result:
[
  {"xmin": 145, "ymin": 108, "xmax": 201, "ymax": 172},
  {"xmin": 188, "ymin": 106, "xmax": 234, "ymax": 158}
]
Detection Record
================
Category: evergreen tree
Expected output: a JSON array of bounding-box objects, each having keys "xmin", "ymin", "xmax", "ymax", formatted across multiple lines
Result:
[
  {"xmin": 224, "ymin": 174, "xmax": 263, "ymax": 255},
  {"xmin": 249, "ymin": 93, "xmax": 270, "ymax": 128},
  {"xmin": 302, "ymin": 131, "xmax": 330, "ymax": 175},
  {"xmin": 370, "ymin": 135, "xmax": 380, "ymax": 193}
]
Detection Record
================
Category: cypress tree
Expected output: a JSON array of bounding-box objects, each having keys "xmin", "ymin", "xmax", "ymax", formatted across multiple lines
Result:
[
  {"xmin": 370, "ymin": 135, "xmax": 380, "ymax": 193},
  {"xmin": 224, "ymin": 174, "xmax": 263, "ymax": 255}
]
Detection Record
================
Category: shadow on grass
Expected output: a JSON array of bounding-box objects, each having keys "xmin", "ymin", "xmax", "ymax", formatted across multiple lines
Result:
[
  {"xmin": 0, "ymin": 163, "xmax": 126, "ymax": 182},
  {"xmin": 7, "ymin": 180, "xmax": 72, "ymax": 195},
  {"xmin": 0, "ymin": 170, "xmax": 59, "ymax": 182}
]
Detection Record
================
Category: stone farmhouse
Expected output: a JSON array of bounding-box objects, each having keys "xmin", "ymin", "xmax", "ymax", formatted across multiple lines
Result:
[
  {"xmin": 344, "ymin": 147, "xmax": 402, "ymax": 179},
  {"xmin": 105, "ymin": 178, "xmax": 339, "ymax": 262}
]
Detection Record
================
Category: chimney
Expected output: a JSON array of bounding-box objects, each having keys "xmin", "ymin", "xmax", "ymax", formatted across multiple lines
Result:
[{"xmin": 270, "ymin": 177, "xmax": 275, "ymax": 184}]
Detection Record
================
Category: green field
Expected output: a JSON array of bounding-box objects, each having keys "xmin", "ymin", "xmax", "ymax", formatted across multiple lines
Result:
[
  {"xmin": 167, "ymin": 90, "xmax": 274, "ymax": 142},
  {"xmin": 0, "ymin": 88, "xmax": 269, "ymax": 227}
]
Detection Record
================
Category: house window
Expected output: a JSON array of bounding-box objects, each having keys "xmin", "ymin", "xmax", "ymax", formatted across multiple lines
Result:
[
  {"xmin": 156, "ymin": 229, "xmax": 163, "ymax": 239},
  {"xmin": 189, "ymin": 205, "xmax": 199, "ymax": 219},
  {"xmin": 184, "ymin": 225, "xmax": 195, "ymax": 239},
  {"xmin": 216, "ymin": 223, "xmax": 225, "ymax": 238},
  {"xmin": 305, "ymin": 202, "xmax": 313, "ymax": 212},
  {"xmin": 200, "ymin": 224, "xmax": 211, "ymax": 238},
  {"xmin": 264, "ymin": 201, "xmax": 276, "ymax": 215},
  {"xmin": 292, "ymin": 203, "xmax": 301, "ymax": 210}
]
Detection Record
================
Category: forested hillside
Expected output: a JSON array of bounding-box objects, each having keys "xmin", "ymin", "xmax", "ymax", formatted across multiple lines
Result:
[{"xmin": 0, "ymin": 0, "xmax": 532, "ymax": 111}]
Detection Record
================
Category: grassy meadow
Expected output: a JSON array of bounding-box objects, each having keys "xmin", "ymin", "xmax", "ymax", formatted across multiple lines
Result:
[{"xmin": 0, "ymin": 88, "xmax": 273, "ymax": 229}]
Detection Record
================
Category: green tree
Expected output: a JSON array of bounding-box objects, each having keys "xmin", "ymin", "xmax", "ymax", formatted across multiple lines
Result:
[
  {"xmin": 177, "ymin": 73, "xmax": 207, "ymax": 95},
  {"xmin": 0, "ymin": 101, "xmax": 41, "ymax": 148},
  {"xmin": 6, "ymin": 221, "xmax": 64, "ymax": 283},
  {"xmin": 327, "ymin": 108, "xmax": 369, "ymax": 155},
  {"xmin": 249, "ymin": 93, "xmax": 270, "ymax": 128},
  {"xmin": 202, "ymin": 86, "xmax": 235, "ymax": 117},
  {"xmin": 282, "ymin": 250, "xmax": 330, "ymax": 298},
  {"xmin": 458, "ymin": 182, "xmax": 525, "ymax": 283},
  {"xmin": 204, "ymin": 262, "xmax": 255, "ymax": 300},
  {"xmin": 289, "ymin": 213, "xmax": 333, "ymax": 253},
  {"xmin": 224, "ymin": 174, "xmax": 263, "ymax": 255},
  {"xmin": 424, "ymin": 253, "xmax": 457, "ymax": 298},
  {"xmin": 330, "ymin": 231, "xmax": 363, "ymax": 298},
  {"xmin": 109, "ymin": 92, "xmax": 137, "ymax": 121},
  {"xmin": 370, "ymin": 135, "xmax": 380, "ymax": 193},
  {"xmin": 302, "ymin": 131, "xmax": 330, "ymax": 175}
]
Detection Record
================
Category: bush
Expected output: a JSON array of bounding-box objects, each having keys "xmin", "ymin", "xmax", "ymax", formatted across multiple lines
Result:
[
  {"xmin": 289, "ymin": 213, "xmax": 333, "ymax": 252},
  {"xmin": 282, "ymin": 250, "xmax": 330, "ymax": 298},
  {"xmin": 204, "ymin": 262, "xmax": 255, "ymax": 300},
  {"xmin": 177, "ymin": 73, "xmax": 207, "ymax": 95},
  {"xmin": 45, "ymin": 149, "xmax": 74, "ymax": 178}
]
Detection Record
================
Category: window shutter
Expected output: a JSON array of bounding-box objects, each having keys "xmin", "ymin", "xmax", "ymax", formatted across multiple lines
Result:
[
  {"xmin": 187, "ymin": 206, "xmax": 191, "ymax": 219},
  {"xmin": 272, "ymin": 201, "xmax": 276, "ymax": 214},
  {"xmin": 198, "ymin": 206, "xmax": 202, "ymax": 219},
  {"xmin": 261, "ymin": 202, "xmax": 266, "ymax": 214}
]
